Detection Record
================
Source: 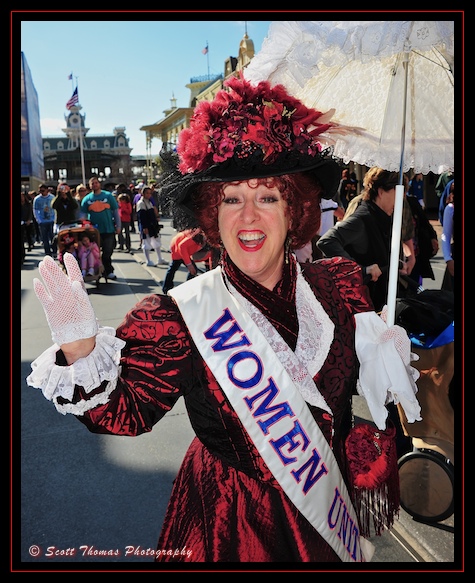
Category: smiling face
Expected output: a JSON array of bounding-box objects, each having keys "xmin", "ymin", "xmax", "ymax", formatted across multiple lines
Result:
[{"xmin": 218, "ymin": 179, "xmax": 290, "ymax": 290}]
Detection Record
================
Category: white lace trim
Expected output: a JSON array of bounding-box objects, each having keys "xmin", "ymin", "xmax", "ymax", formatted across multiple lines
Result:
[
  {"xmin": 294, "ymin": 264, "xmax": 335, "ymax": 378},
  {"xmin": 54, "ymin": 378, "xmax": 118, "ymax": 416},
  {"xmin": 224, "ymin": 264, "xmax": 334, "ymax": 414},
  {"xmin": 26, "ymin": 326, "xmax": 125, "ymax": 412}
]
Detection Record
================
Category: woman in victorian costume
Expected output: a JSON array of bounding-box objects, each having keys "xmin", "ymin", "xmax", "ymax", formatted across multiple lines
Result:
[{"xmin": 27, "ymin": 77, "xmax": 421, "ymax": 563}]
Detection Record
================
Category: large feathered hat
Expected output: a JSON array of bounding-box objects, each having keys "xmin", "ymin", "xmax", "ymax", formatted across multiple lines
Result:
[{"xmin": 161, "ymin": 75, "xmax": 342, "ymax": 230}]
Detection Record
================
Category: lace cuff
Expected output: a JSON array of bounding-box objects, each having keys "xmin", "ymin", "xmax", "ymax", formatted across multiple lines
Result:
[
  {"xmin": 26, "ymin": 327, "xmax": 126, "ymax": 414},
  {"xmin": 354, "ymin": 312, "xmax": 422, "ymax": 430}
]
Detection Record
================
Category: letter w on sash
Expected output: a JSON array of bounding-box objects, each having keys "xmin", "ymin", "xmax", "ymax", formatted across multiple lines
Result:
[{"xmin": 204, "ymin": 308, "xmax": 251, "ymax": 351}]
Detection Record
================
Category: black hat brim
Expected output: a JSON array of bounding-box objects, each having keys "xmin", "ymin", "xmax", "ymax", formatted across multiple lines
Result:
[{"xmin": 160, "ymin": 151, "xmax": 341, "ymax": 231}]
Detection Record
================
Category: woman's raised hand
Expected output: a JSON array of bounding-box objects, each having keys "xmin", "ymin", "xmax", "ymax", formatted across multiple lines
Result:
[{"xmin": 33, "ymin": 253, "xmax": 99, "ymax": 355}]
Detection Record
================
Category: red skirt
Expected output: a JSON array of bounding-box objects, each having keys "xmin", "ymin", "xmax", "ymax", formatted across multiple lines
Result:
[{"xmin": 156, "ymin": 437, "xmax": 340, "ymax": 563}]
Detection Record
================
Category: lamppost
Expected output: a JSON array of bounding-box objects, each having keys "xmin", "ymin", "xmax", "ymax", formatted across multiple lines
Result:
[
  {"xmin": 145, "ymin": 132, "xmax": 154, "ymax": 183},
  {"xmin": 78, "ymin": 125, "xmax": 86, "ymax": 186}
]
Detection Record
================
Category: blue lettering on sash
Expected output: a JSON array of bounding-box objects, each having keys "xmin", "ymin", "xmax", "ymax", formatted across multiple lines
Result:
[
  {"xmin": 291, "ymin": 448, "xmax": 329, "ymax": 494},
  {"xmin": 328, "ymin": 487, "xmax": 362, "ymax": 561},
  {"xmin": 337, "ymin": 503, "xmax": 351, "ymax": 547},
  {"xmin": 270, "ymin": 420, "xmax": 310, "ymax": 464},
  {"xmin": 346, "ymin": 521, "xmax": 361, "ymax": 561},
  {"xmin": 204, "ymin": 308, "xmax": 251, "ymax": 351},
  {"xmin": 228, "ymin": 351, "xmax": 263, "ymax": 388},
  {"xmin": 243, "ymin": 377, "xmax": 294, "ymax": 434}
]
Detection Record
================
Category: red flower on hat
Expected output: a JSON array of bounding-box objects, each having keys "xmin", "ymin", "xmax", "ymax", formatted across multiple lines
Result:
[{"xmin": 177, "ymin": 76, "xmax": 333, "ymax": 174}]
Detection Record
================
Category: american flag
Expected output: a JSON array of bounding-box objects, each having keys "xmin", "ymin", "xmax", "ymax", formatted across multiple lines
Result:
[
  {"xmin": 202, "ymin": 45, "xmax": 208, "ymax": 55},
  {"xmin": 66, "ymin": 87, "xmax": 79, "ymax": 110}
]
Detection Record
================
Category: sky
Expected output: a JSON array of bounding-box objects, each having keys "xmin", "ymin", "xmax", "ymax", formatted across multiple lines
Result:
[{"xmin": 19, "ymin": 15, "xmax": 273, "ymax": 157}]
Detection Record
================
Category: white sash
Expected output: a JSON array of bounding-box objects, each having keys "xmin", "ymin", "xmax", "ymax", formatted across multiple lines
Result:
[{"xmin": 169, "ymin": 267, "xmax": 374, "ymax": 562}]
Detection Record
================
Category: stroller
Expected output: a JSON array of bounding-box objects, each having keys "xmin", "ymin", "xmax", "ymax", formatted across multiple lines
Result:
[
  {"xmin": 394, "ymin": 283, "xmax": 455, "ymax": 523},
  {"xmin": 56, "ymin": 220, "xmax": 104, "ymax": 288}
]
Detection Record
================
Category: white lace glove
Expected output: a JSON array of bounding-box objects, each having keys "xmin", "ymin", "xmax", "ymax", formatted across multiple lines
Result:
[
  {"xmin": 379, "ymin": 305, "xmax": 418, "ymax": 367},
  {"xmin": 354, "ymin": 310, "xmax": 421, "ymax": 429},
  {"xmin": 33, "ymin": 253, "xmax": 99, "ymax": 346}
]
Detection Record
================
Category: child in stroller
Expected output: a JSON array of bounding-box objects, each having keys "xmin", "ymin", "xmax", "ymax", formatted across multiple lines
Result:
[
  {"xmin": 56, "ymin": 221, "xmax": 104, "ymax": 286},
  {"xmin": 77, "ymin": 233, "xmax": 101, "ymax": 278},
  {"xmin": 57, "ymin": 232, "xmax": 78, "ymax": 265}
]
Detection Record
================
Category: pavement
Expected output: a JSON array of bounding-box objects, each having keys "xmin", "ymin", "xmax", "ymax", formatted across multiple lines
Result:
[{"xmin": 16, "ymin": 217, "xmax": 461, "ymax": 571}]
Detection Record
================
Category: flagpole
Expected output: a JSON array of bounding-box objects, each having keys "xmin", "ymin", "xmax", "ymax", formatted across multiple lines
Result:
[
  {"xmin": 70, "ymin": 71, "xmax": 74, "ymax": 92},
  {"xmin": 206, "ymin": 41, "xmax": 209, "ymax": 77},
  {"xmin": 75, "ymin": 76, "xmax": 86, "ymax": 185}
]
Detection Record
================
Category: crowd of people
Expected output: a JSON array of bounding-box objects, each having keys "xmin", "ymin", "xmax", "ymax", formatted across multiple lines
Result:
[
  {"xmin": 21, "ymin": 179, "xmax": 162, "ymax": 273},
  {"xmin": 21, "ymin": 175, "xmax": 219, "ymax": 284}
]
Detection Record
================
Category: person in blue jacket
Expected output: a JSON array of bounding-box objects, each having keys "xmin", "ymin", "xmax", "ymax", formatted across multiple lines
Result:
[{"xmin": 439, "ymin": 178, "xmax": 454, "ymax": 226}]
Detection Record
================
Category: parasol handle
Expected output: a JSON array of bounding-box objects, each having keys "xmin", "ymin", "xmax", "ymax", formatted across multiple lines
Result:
[
  {"xmin": 386, "ymin": 184, "xmax": 404, "ymax": 326},
  {"xmin": 386, "ymin": 45, "xmax": 410, "ymax": 327}
]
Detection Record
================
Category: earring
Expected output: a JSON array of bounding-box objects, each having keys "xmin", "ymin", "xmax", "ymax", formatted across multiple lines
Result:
[{"xmin": 285, "ymin": 236, "xmax": 291, "ymax": 264}]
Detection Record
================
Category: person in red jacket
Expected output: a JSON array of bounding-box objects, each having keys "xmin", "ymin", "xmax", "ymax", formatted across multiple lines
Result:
[
  {"xmin": 162, "ymin": 228, "xmax": 207, "ymax": 294},
  {"xmin": 117, "ymin": 192, "xmax": 133, "ymax": 252}
]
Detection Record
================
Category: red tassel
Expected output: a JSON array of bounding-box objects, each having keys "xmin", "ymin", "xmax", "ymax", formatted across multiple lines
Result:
[{"xmin": 345, "ymin": 421, "xmax": 400, "ymax": 537}]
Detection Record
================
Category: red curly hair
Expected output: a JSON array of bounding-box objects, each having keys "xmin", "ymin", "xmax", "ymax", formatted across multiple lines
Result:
[{"xmin": 192, "ymin": 171, "xmax": 322, "ymax": 250}]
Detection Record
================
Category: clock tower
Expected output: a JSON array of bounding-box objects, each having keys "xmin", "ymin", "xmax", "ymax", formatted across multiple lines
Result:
[{"xmin": 64, "ymin": 104, "xmax": 88, "ymax": 150}]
